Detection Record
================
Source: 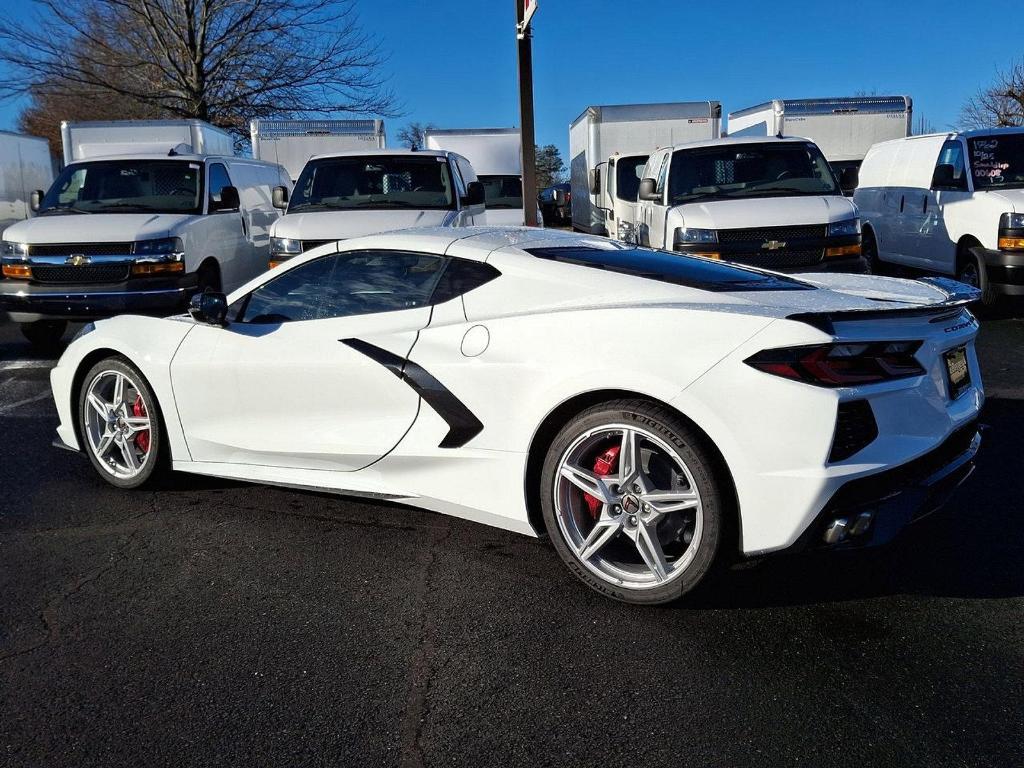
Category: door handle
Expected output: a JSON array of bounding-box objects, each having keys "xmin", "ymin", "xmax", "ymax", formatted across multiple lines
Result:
[
  {"xmin": 899, "ymin": 195, "xmax": 905, "ymax": 213},
  {"xmin": 923, "ymin": 196, "xmax": 928, "ymax": 214},
  {"xmin": 240, "ymin": 214, "xmax": 248, "ymax": 238}
]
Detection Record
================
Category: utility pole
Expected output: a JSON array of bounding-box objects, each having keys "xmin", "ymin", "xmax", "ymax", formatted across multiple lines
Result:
[{"xmin": 516, "ymin": 0, "xmax": 538, "ymax": 226}]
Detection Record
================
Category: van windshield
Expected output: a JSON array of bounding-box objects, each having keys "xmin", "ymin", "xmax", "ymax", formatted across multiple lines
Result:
[
  {"xmin": 667, "ymin": 142, "xmax": 839, "ymax": 204},
  {"xmin": 480, "ymin": 175, "xmax": 523, "ymax": 210},
  {"xmin": 39, "ymin": 160, "xmax": 204, "ymax": 215},
  {"xmin": 968, "ymin": 134, "xmax": 1024, "ymax": 190},
  {"xmin": 289, "ymin": 155, "xmax": 455, "ymax": 212}
]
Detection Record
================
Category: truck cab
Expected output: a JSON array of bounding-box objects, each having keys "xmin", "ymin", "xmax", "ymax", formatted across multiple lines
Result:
[
  {"xmin": 0, "ymin": 152, "xmax": 290, "ymax": 347},
  {"xmin": 854, "ymin": 127, "xmax": 1024, "ymax": 303},
  {"xmin": 590, "ymin": 152, "xmax": 649, "ymax": 242},
  {"xmin": 269, "ymin": 149, "xmax": 485, "ymax": 265},
  {"xmin": 634, "ymin": 136, "xmax": 864, "ymax": 273}
]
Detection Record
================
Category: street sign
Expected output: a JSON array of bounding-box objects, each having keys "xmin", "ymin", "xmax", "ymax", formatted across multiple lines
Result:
[{"xmin": 517, "ymin": 0, "xmax": 537, "ymax": 39}]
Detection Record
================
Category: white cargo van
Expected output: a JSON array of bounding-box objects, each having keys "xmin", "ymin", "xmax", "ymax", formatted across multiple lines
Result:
[
  {"xmin": 250, "ymin": 119, "xmax": 386, "ymax": 182},
  {"xmin": 0, "ymin": 131, "xmax": 54, "ymax": 231},
  {"xmin": 0, "ymin": 121, "xmax": 289, "ymax": 347},
  {"xmin": 634, "ymin": 136, "xmax": 864, "ymax": 273},
  {"xmin": 423, "ymin": 127, "xmax": 541, "ymax": 226},
  {"xmin": 569, "ymin": 101, "xmax": 722, "ymax": 239},
  {"xmin": 268, "ymin": 149, "xmax": 485, "ymax": 264},
  {"xmin": 854, "ymin": 128, "xmax": 1024, "ymax": 304},
  {"xmin": 728, "ymin": 96, "xmax": 912, "ymax": 194}
]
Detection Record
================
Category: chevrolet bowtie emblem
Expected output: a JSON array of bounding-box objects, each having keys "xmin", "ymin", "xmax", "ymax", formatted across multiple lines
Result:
[
  {"xmin": 761, "ymin": 240, "xmax": 787, "ymax": 251},
  {"xmin": 67, "ymin": 254, "xmax": 90, "ymax": 266}
]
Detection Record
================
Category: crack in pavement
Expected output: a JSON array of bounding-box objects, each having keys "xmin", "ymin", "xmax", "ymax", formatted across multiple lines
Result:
[{"xmin": 398, "ymin": 525, "xmax": 452, "ymax": 768}]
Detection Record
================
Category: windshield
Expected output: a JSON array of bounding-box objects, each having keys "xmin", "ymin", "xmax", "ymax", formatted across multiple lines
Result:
[
  {"xmin": 480, "ymin": 175, "xmax": 523, "ymax": 210},
  {"xmin": 667, "ymin": 142, "xmax": 839, "ymax": 204},
  {"xmin": 289, "ymin": 155, "xmax": 455, "ymax": 211},
  {"xmin": 615, "ymin": 156, "xmax": 648, "ymax": 201},
  {"xmin": 968, "ymin": 134, "xmax": 1024, "ymax": 190},
  {"xmin": 40, "ymin": 160, "xmax": 203, "ymax": 215}
]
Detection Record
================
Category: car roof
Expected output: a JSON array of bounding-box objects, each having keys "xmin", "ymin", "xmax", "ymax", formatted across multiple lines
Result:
[
  {"xmin": 307, "ymin": 148, "xmax": 451, "ymax": 162},
  {"xmin": 664, "ymin": 135, "xmax": 814, "ymax": 152}
]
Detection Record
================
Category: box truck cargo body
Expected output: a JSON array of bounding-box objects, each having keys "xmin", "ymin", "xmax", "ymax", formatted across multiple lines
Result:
[
  {"xmin": 251, "ymin": 119, "xmax": 386, "ymax": 181},
  {"xmin": 0, "ymin": 132, "xmax": 54, "ymax": 231},
  {"xmin": 569, "ymin": 101, "xmax": 721, "ymax": 237},
  {"xmin": 61, "ymin": 119, "xmax": 235, "ymax": 164},
  {"xmin": 424, "ymin": 127, "xmax": 539, "ymax": 225},
  {"xmin": 727, "ymin": 96, "xmax": 912, "ymax": 186}
]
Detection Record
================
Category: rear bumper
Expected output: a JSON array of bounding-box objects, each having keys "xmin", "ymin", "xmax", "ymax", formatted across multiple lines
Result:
[
  {"xmin": 0, "ymin": 274, "xmax": 198, "ymax": 322},
  {"xmin": 979, "ymin": 248, "xmax": 1024, "ymax": 296},
  {"xmin": 784, "ymin": 423, "xmax": 981, "ymax": 553}
]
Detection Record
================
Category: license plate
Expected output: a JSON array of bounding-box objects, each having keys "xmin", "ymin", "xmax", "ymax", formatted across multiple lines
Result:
[{"xmin": 944, "ymin": 345, "xmax": 970, "ymax": 400}]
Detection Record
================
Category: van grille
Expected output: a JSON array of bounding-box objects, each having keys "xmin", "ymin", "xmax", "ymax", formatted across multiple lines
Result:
[
  {"xmin": 27, "ymin": 242, "xmax": 134, "ymax": 257},
  {"xmin": 32, "ymin": 264, "xmax": 132, "ymax": 284},
  {"xmin": 301, "ymin": 239, "xmax": 334, "ymax": 252},
  {"xmin": 718, "ymin": 224, "xmax": 827, "ymax": 243},
  {"xmin": 728, "ymin": 249, "xmax": 825, "ymax": 268}
]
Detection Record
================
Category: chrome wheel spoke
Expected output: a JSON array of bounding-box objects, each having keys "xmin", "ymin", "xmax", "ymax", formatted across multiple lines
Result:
[
  {"xmin": 87, "ymin": 392, "xmax": 109, "ymax": 418},
  {"xmin": 643, "ymin": 490, "xmax": 699, "ymax": 518},
  {"xmin": 95, "ymin": 430, "xmax": 116, "ymax": 458},
  {"xmin": 112, "ymin": 373, "xmax": 125, "ymax": 409},
  {"xmin": 578, "ymin": 516, "xmax": 622, "ymax": 561},
  {"xmin": 618, "ymin": 428, "xmax": 640, "ymax": 483},
  {"xmin": 117, "ymin": 436, "xmax": 140, "ymax": 472},
  {"xmin": 560, "ymin": 464, "xmax": 613, "ymax": 505},
  {"xmin": 123, "ymin": 416, "xmax": 150, "ymax": 435},
  {"xmin": 634, "ymin": 522, "xmax": 669, "ymax": 583}
]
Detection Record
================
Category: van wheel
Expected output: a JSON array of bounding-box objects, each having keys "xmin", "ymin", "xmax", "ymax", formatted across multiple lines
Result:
[
  {"xmin": 961, "ymin": 248, "xmax": 996, "ymax": 307},
  {"xmin": 862, "ymin": 230, "xmax": 884, "ymax": 275},
  {"xmin": 21, "ymin": 320, "xmax": 67, "ymax": 350},
  {"xmin": 196, "ymin": 261, "xmax": 221, "ymax": 293}
]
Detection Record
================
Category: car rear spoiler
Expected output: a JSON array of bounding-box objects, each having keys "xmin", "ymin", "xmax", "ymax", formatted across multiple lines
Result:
[{"xmin": 787, "ymin": 278, "xmax": 981, "ymax": 333}]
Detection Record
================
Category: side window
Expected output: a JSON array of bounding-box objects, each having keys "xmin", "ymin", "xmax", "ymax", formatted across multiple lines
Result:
[
  {"xmin": 236, "ymin": 256, "xmax": 336, "ymax": 324},
  {"xmin": 655, "ymin": 153, "xmax": 670, "ymax": 197},
  {"xmin": 431, "ymin": 259, "xmax": 501, "ymax": 304},
  {"xmin": 318, "ymin": 251, "xmax": 447, "ymax": 318},
  {"xmin": 208, "ymin": 163, "xmax": 233, "ymax": 207},
  {"xmin": 936, "ymin": 141, "xmax": 968, "ymax": 190}
]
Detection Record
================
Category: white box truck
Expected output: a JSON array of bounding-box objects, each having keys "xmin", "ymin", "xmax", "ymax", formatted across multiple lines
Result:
[
  {"xmin": 0, "ymin": 131, "xmax": 54, "ymax": 231},
  {"xmin": 251, "ymin": 119, "xmax": 386, "ymax": 182},
  {"xmin": 727, "ymin": 96, "xmax": 912, "ymax": 192},
  {"xmin": 423, "ymin": 127, "xmax": 539, "ymax": 226},
  {"xmin": 61, "ymin": 119, "xmax": 235, "ymax": 164},
  {"xmin": 569, "ymin": 101, "xmax": 722, "ymax": 238}
]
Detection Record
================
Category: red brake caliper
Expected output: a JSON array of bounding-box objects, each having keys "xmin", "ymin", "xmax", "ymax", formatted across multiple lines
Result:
[
  {"xmin": 584, "ymin": 445, "xmax": 620, "ymax": 519},
  {"xmin": 132, "ymin": 395, "xmax": 150, "ymax": 453}
]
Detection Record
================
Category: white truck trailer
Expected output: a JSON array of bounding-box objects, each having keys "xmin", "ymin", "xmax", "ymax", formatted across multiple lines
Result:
[
  {"xmin": 569, "ymin": 101, "xmax": 722, "ymax": 237},
  {"xmin": 727, "ymin": 96, "xmax": 912, "ymax": 192},
  {"xmin": 0, "ymin": 132, "xmax": 54, "ymax": 231},
  {"xmin": 424, "ymin": 127, "xmax": 535, "ymax": 225},
  {"xmin": 251, "ymin": 119, "xmax": 386, "ymax": 181},
  {"xmin": 61, "ymin": 119, "xmax": 235, "ymax": 164}
]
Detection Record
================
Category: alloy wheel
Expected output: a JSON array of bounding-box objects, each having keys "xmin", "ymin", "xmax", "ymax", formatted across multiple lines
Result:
[
  {"xmin": 554, "ymin": 424, "xmax": 704, "ymax": 590},
  {"xmin": 82, "ymin": 369, "xmax": 153, "ymax": 479}
]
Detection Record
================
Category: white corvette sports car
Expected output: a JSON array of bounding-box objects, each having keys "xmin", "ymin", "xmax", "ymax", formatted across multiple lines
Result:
[{"xmin": 50, "ymin": 227, "xmax": 983, "ymax": 604}]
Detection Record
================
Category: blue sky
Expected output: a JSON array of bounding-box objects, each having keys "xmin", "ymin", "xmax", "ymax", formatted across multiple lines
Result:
[{"xmin": 0, "ymin": 0, "xmax": 1018, "ymax": 159}]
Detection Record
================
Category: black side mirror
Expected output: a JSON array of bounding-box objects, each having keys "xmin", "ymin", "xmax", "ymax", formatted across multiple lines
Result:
[
  {"xmin": 839, "ymin": 166, "xmax": 859, "ymax": 193},
  {"xmin": 189, "ymin": 290, "xmax": 228, "ymax": 326},
  {"xmin": 462, "ymin": 180, "xmax": 485, "ymax": 207},
  {"xmin": 214, "ymin": 185, "xmax": 240, "ymax": 211},
  {"xmin": 272, "ymin": 185, "xmax": 289, "ymax": 210},
  {"xmin": 638, "ymin": 178, "xmax": 660, "ymax": 201},
  {"xmin": 588, "ymin": 168, "xmax": 601, "ymax": 195},
  {"xmin": 29, "ymin": 190, "xmax": 43, "ymax": 212},
  {"xmin": 931, "ymin": 164, "xmax": 956, "ymax": 189}
]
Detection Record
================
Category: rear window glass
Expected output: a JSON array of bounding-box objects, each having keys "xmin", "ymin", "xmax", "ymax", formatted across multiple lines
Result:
[{"xmin": 525, "ymin": 246, "xmax": 813, "ymax": 292}]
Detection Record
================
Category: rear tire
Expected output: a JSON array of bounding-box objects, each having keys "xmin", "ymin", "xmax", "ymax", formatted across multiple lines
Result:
[
  {"xmin": 540, "ymin": 399, "xmax": 726, "ymax": 605},
  {"xmin": 77, "ymin": 356, "xmax": 169, "ymax": 489},
  {"xmin": 21, "ymin": 320, "xmax": 67, "ymax": 350}
]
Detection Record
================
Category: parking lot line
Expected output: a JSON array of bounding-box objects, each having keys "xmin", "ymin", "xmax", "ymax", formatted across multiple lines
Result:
[
  {"xmin": 0, "ymin": 391, "xmax": 52, "ymax": 414},
  {"xmin": 0, "ymin": 360, "xmax": 56, "ymax": 371}
]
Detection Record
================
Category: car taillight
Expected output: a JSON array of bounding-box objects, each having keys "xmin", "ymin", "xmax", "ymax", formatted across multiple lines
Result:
[{"xmin": 744, "ymin": 341, "xmax": 925, "ymax": 386}]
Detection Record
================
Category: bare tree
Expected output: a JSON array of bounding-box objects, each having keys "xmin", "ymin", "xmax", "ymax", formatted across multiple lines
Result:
[
  {"xmin": 396, "ymin": 122, "xmax": 436, "ymax": 150},
  {"xmin": 913, "ymin": 114, "xmax": 937, "ymax": 135},
  {"xmin": 0, "ymin": 0, "xmax": 397, "ymax": 143},
  {"xmin": 961, "ymin": 59, "xmax": 1024, "ymax": 129}
]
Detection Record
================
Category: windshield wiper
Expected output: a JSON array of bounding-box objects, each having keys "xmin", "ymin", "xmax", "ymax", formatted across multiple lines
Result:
[
  {"xmin": 287, "ymin": 202, "xmax": 340, "ymax": 212},
  {"xmin": 39, "ymin": 207, "xmax": 92, "ymax": 215},
  {"xmin": 357, "ymin": 200, "xmax": 418, "ymax": 208},
  {"xmin": 92, "ymin": 202, "xmax": 163, "ymax": 212}
]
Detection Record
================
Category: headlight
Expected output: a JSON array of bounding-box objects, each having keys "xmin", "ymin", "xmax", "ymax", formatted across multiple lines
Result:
[
  {"xmin": 1, "ymin": 240, "xmax": 28, "ymax": 257},
  {"xmin": 271, "ymin": 237, "xmax": 302, "ymax": 257},
  {"xmin": 133, "ymin": 237, "xmax": 184, "ymax": 257},
  {"xmin": 828, "ymin": 218, "xmax": 861, "ymax": 237},
  {"xmin": 673, "ymin": 227, "xmax": 718, "ymax": 245},
  {"xmin": 1000, "ymin": 212, "xmax": 1024, "ymax": 229}
]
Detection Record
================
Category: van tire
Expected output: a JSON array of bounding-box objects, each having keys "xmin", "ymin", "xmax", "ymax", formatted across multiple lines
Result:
[
  {"xmin": 862, "ymin": 229, "xmax": 884, "ymax": 275},
  {"xmin": 962, "ymin": 248, "xmax": 996, "ymax": 307},
  {"xmin": 197, "ymin": 260, "xmax": 222, "ymax": 293}
]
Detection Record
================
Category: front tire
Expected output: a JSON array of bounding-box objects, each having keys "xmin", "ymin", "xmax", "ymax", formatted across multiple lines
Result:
[
  {"xmin": 540, "ymin": 399, "xmax": 726, "ymax": 605},
  {"xmin": 963, "ymin": 247, "xmax": 997, "ymax": 307},
  {"xmin": 77, "ymin": 357, "xmax": 168, "ymax": 489}
]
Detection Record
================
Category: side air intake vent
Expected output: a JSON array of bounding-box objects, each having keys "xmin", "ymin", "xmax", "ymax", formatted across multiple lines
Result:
[{"xmin": 829, "ymin": 400, "xmax": 878, "ymax": 462}]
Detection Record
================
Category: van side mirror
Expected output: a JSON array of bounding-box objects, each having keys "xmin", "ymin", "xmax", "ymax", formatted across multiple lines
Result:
[
  {"xmin": 553, "ymin": 188, "xmax": 567, "ymax": 205},
  {"xmin": 839, "ymin": 167, "xmax": 859, "ymax": 193},
  {"xmin": 462, "ymin": 180, "xmax": 485, "ymax": 207},
  {"xmin": 214, "ymin": 185, "xmax": 240, "ymax": 211},
  {"xmin": 588, "ymin": 168, "xmax": 600, "ymax": 196},
  {"xmin": 931, "ymin": 164, "xmax": 956, "ymax": 189},
  {"xmin": 638, "ymin": 178, "xmax": 660, "ymax": 201},
  {"xmin": 29, "ymin": 190, "xmax": 44, "ymax": 212},
  {"xmin": 272, "ymin": 185, "xmax": 289, "ymax": 210},
  {"xmin": 188, "ymin": 290, "xmax": 229, "ymax": 326}
]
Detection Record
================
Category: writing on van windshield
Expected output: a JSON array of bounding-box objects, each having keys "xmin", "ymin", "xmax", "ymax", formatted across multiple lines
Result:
[{"xmin": 970, "ymin": 139, "xmax": 1011, "ymax": 181}]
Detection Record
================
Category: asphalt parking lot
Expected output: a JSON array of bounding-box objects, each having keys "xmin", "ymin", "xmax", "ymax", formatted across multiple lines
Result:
[{"xmin": 1, "ymin": 313, "xmax": 1022, "ymax": 768}]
